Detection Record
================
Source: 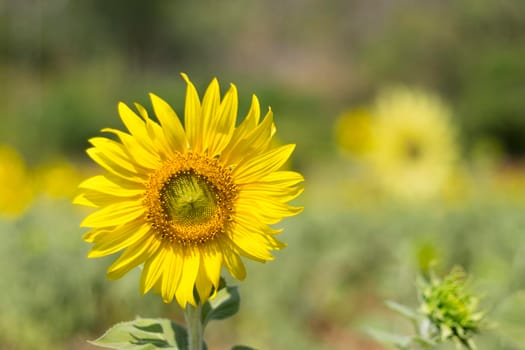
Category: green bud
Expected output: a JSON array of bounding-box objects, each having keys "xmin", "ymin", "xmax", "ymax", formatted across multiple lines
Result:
[{"xmin": 417, "ymin": 267, "xmax": 485, "ymax": 349}]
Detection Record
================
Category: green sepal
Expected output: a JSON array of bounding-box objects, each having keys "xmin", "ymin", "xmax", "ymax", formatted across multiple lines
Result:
[
  {"xmin": 201, "ymin": 283, "xmax": 240, "ymax": 326},
  {"xmin": 89, "ymin": 317, "xmax": 191, "ymax": 349}
]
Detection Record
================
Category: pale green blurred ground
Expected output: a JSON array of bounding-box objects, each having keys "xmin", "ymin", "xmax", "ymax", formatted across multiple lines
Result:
[{"xmin": 1, "ymin": 1, "xmax": 525, "ymax": 349}]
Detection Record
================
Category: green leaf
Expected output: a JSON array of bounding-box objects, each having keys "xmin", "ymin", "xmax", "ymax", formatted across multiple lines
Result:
[
  {"xmin": 385, "ymin": 301, "xmax": 420, "ymax": 322},
  {"xmin": 367, "ymin": 328, "xmax": 413, "ymax": 349},
  {"xmin": 89, "ymin": 317, "xmax": 188, "ymax": 349},
  {"xmin": 201, "ymin": 285, "xmax": 240, "ymax": 326},
  {"xmin": 231, "ymin": 346, "xmax": 256, "ymax": 350}
]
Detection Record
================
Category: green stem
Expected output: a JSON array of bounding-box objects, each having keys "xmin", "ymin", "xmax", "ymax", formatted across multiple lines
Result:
[{"xmin": 185, "ymin": 303, "xmax": 204, "ymax": 350}]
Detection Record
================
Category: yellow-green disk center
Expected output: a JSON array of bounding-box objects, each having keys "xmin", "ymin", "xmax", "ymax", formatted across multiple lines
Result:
[
  {"xmin": 144, "ymin": 152, "xmax": 238, "ymax": 245},
  {"xmin": 161, "ymin": 172, "xmax": 217, "ymax": 225}
]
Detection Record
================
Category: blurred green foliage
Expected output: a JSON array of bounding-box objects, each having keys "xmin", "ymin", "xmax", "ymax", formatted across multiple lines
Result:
[{"xmin": 3, "ymin": 0, "xmax": 525, "ymax": 163}]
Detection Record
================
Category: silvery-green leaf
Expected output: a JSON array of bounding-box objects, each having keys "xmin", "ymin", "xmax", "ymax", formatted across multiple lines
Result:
[{"xmin": 89, "ymin": 317, "xmax": 188, "ymax": 349}]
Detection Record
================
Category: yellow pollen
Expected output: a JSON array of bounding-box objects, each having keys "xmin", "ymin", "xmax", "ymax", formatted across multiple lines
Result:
[{"xmin": 144, "ymin": 152, "xmax": 238, "ymax": 246}]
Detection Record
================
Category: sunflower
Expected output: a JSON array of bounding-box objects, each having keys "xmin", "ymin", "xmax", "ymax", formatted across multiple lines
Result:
[
  {"xmin": 368, "ymin": 87, "xmax": 457, "ymax": 200},
  {"xmin": 75, "ymin": 74, "xmax": 303, "ymax": 308}
]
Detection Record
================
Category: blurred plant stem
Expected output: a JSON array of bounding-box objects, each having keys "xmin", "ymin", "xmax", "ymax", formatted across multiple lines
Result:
[{"xmin": 185, "ymin": 303, "xmax": 204, "ymax": 350}]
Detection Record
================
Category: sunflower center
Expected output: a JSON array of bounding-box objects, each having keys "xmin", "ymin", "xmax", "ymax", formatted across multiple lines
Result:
[
  {"xmin": 161, "ymin": 172, "xmax": 217, "ymax": 225},
  {"xmin": 144, "ymin": 152, "xmax": 237, "ymax": 246}
]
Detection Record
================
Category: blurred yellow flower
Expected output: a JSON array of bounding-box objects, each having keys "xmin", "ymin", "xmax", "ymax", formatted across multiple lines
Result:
[
  {"xmin": 0, "ymin": 145, "xmax": 33, "ymax": 218},
  {"xmin": 34, "ymin": 160, "xmax": 82, "ymax": 199},
  {"xmin": 369, "ymin": 87, "xmax": 458, "ymax": 200},
  {"xmin": 75, "ymin": 74, "xmax": 303, "ymax": 308},
  {"xmin": 334, "ymin": 108, "xmax": 374, "ymax": 157}
]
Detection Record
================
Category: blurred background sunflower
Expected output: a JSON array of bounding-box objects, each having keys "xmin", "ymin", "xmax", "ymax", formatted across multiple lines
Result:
[
  {"xmin": 3, "ymin": 0, "xmax": 525, "ymax": 349},
  {"xmin": 368, "ymin": 87, "xmax": 458, "ymax": 200}
]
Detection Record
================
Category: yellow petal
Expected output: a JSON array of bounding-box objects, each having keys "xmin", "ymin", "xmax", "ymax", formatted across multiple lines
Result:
[
  {"xmin": 241, "ymin": 95, "xmax": 261, "ymax": 131},
  {"xmin": 117, "ymin": 102, "xmax": 154, "ymax": 149},
  {"xmin": 236, "ymin": 199, "xmax": 303, "ymax": 224},
  {"xmin": 76, "ymin": 190, "xmax": 129, "ymax": 208},
  {"xmin": 102, "ymin": 128, "xmax": 160, "ymax": 170},
  {"xmin": 201, "ymin": 244, "xmax": 222, "ymax": 290},
  {"xmin": 82, "ymin": 228, "xmax": 107, "ymax": 242},
  {"xmin": 175, "ymin": 247, "xmax": 200, "ymax": 307},
  {"xmin": 181, "ymin": 73, "xmax": 202, "ymax": 151},
  {"xmin": 87, "ymin": 221, "xmax": 151, "ymax": 258},
  {"xmin": 107, "ymin": 234, "xmax": 161, "ymax": 280},
  {"xmin": 222, "ymin": 107, "xmax": 273, "ymax": 165},
  {"xmin": 241, "ymin": 183, "xmax": 304, "ymax": 202},
  {"xmin": 230, "ymin": 224, "xmax": 276, "ymax": 261},
  {"xmin": 86, "ymin": 147, "xmax": 144, "ymax": 183},
  {"xmin": 104, "ymin": 171, "xmax": 147, "ymax": 189},
  {"xmin": 80, "ymin": 200, "xmax": 144, "ymax": 228},
  {"xmin": 79, "ymin": 175, "xmax": 144, "ymax": 197},
  {"xmin": 195, "ymin": 263, "xmax": 213, "ymax": 304},
  {"xmin": 140, "ymin": 244, "xmax": 169, "ymax": 295},
  {"xmin": 233, "ymin": 144, "xmax": 295, "ymax": 183},
  {"xmin": 135, "ymin": 102, "xmax": 173, "ymax": 159},
  {"xmin": 226, "ymin": 95, "xmax": 261, "ymax": 147},
  {"xmin": 220, "ymin": 95, "xmax": 260, "ymax": 161},
  {"xmin": 89, "ymin": 137, "xmax": 142, "ymax": 173},
  {"xmin": 73, "ymin": 193, "xmax": 98, "ymax": 208},
  {"xmin": 160, "ymin": 245, "xmax": 183, "ymax": 303},
  {"xmin": 134, "ymin": 102, "xmax": 150, "ymax": 120},
  {"xmin": 207, "ymin": 83, "xmax": 238, "ymax": 156},
  {"xmin": 258, "ymin": 170, "xmax": 304, "ymax": 187},
  {"xmin": 200, "ymin": 78, "xmax": 221, "ymax": 152},
  {"xmin": 149, "ymin": 93, "xmax": 188, "ymax": 153},
  {"xmin": 221, "ymin": 242, "xmax": 246, "ymax": 281},
  {"xmin": 235, "ymin": 216, "xmax": 286, "ymax": 251}
]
